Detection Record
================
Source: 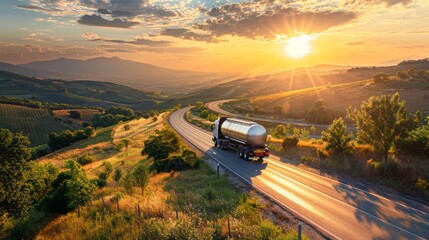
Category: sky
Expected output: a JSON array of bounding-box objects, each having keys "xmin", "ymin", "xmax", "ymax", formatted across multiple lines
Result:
[{"xmin": 0, "ymin": 0, "xmax": 428, "ymax": 74}]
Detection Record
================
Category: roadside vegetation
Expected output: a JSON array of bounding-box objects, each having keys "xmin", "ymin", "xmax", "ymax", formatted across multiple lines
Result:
[
  {"xmin": 1, "ymin": 111, "xmax": 305, "ymax": 239},
  {"xmin": 185, "ymin": 101, "xmax": 219, "ymax": 131},
  {"xmin": 269, "ymin": 93, "xmax": 429, "ymax": 197}
]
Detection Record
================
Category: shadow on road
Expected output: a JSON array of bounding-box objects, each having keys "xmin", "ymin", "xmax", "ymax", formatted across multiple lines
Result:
[{"xmin": 333, "ymin": 179, "xmax": 429, "ymax": 239}]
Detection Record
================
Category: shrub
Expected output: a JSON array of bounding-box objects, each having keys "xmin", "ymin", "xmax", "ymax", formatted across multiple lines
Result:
[
  {"xmin": 274, "ymin": 125, "xmax": 286, "ymax": 137},
  {"xmin": 69, "ymin": 110, "xmax": 82, "ymax": 119},
  {"xmin": 416, "ymin": 177, "xmax": 428, "ymax": 192},
  {"xmin": 322, "ymin": 117, "xmax": 353, "ymax": 154},
  {"xmin": 77, "ymin": 154, "xmax": 95, "ymax": 165},
  {"xmin": 123, "ymin": 124, "xmax": 130, "ymax": 131},
  {"xmin": 373, "ymin": 73, "xmax": 389, "ymax": 83},
  {"xmin": 199, "ymin": 110, "xmax": 209, "ymax": 119},
  {"xmin": 282, "ymin": 136, "xmax": 299, "ymax": 150}
]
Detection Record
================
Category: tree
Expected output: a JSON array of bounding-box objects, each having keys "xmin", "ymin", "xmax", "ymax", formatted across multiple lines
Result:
[
  {"xmin": 348, "ymin": 93, "xmax": 414, "ymax": 162},
  {"xmin": 274, "ymin": 125, "xmax": 286, "ymax": 137},
  {"xmin": 199, "ymin": 110, "xmax": 209, "ymax": 119},
  {"xmin": 113, "ymin": 167, "xmax": 123, "ymax": 183},
  {"xmin": 322, "ymin": 118, "xmax": 353, "ymax": 154},
  {"xmin": 0, "ymin": 129, "xmax": 32, "ymax": 218},
  {"xmin": 121, "ymin": 171, "xmax": 135, "ymax": 195},
  {"xmin": 132, "ymin": 164, "xmax": 149, "ymax": 196},
  {"xmin": 121, "ymin": 139, "xmax": 131, "ymax": 149},
  {"xmin": 142, "ymin": 129, "xmax": 180, "ymax": 160},
  {"xmin": 69, "ymin": 110, "xmax": 82, "ymax": 119},
  {"xmin": 105, "ymin": 106, "xmax": 134, "ymax": 117},
  {"xmin": 195, "ymin": 101, "xmax": 204, "ymax": 110},
  {"xmin": 110, "ymin": 192, "xmax": 123, "ymax": 212},
  {"xmin": 373, "ymin": 73, "xmax": 389, "ymax": 83},
  {"xmin": 45, "ymin": 160, "xmax": 95, "ymax": 217},
  {"xmin": 396, "ymin": 71, "xmax": 409, "ymax": 80}
]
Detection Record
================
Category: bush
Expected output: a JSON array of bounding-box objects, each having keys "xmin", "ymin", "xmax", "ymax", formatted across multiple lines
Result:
[
  {"xmin": 77, "ymin": 154, "xmax": 95, "ymax": 165},
  {"xmin": 199, "ymin": 110, "xmax": 209, "ymax": 119},
  {"xmin": 69, "ymin": 110, "xmax": 82, "ymax": 119},
  {"xmin": 322, "ymin": 118, "xmax": 353, "ymax": 154},
  {"xmin": 282, "ymin": 136, "xmax": 299, "ymax": 150},
  {"xmin": 367, "ymin": 159, "xmax": 399, "ymax": 178},
  {"xmin": 373, "ymin": 73, "xmax": 389, "ymax": 83},
  {"xmin": 105, "ymin": 106, "xmax": 134, "ymax": 117}
]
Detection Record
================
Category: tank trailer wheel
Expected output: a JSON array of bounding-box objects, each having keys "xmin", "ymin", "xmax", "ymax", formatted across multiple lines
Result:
[{"xmin": 244, "ymin": 150, "xmax": 250, "ymax": 161}]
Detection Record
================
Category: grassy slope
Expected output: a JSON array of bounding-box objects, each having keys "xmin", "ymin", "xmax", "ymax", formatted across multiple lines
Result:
[
  {"xmin": 0, "ymin": 71, "xmax": 162, "ymax": 110},
  {"xmin": 30, "ymin": 114, "xmax": 307, "ymax": 240},
  {"xmin": 0, "ymin": 103, "xmax": 81, "ymax": 146},
  {"xmin": 226, "ymin": 78, "xmax": 429, "ymax": 118}
]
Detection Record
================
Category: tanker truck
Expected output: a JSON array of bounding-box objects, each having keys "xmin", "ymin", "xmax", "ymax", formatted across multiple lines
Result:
[{"xmin": 212, "ymin": 117, "xmax": 269, "ymax": 161}]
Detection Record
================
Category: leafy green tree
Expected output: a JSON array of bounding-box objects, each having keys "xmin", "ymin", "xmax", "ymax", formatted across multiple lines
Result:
[
  {"xmin": 142, "ymin": 129, "xmax": 180, "ymax": 160},
  {"xmin": 181, "ymin": 149, "xmax": 199, "ymax": 168},
  {"xmin": 322, "ymin": 118, "xmax": 353, "ymax": 153},
  {"xmin": 25, "ymin": 162, "xmax": 58, "ymax": 203},
  {"xmin": 113, "ymin": 167, "xmax": 123, "ymax": 183},
  {"xmin": 195, "ymin": 101, "xmax": 204, "ymax": 110},
  {"xmin": 132, "ymin": 164, "xmax": 150, "ymax": 196},
  {"xmin": 105, "ymin": 106, "xmax": 135, "ymax": 117},
  {"xmin": 199, "ymin": 110, "xmax": 209, "ymax": 119},
  {"xmin": 122, "ymin": 171, "xmax": 135, "ymax": 195},
  {"xmin": 348, "ymin": 93, "xmax": 415, "ymax": 162},
  {"xmin": 44, "ymin": 160, "xmax": 95, "ymax": 216},
  {"xmin": 121, "ymin": 139, "xmax": 131, "ymax": 149},
  {"xmin": 0, "ymin": 129, "xmax": 32, "ymax": 218},
  {"xmin": 274, "ymin": 125, "xmax": 286, "ymax": 137},
  {"xmin": 110, "ymin": 192, "xmax": 123, "ymax": 212}
]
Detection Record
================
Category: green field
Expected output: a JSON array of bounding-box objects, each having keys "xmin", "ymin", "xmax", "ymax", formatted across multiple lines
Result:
[{"xmin": 0, "ymin": 103, "xmax": 81, "ymax": 146}]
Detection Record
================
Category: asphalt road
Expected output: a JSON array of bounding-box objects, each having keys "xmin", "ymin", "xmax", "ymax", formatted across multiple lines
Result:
[
  {"xmin": 206, "ymin": 99, "xmax": 331, "ymax": 128},
  {"xmin": 169, "ymin": 107, "xmax": 429, "ymax": 240}
]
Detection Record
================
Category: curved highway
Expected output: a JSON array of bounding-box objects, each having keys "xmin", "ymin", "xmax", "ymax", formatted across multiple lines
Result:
[
  {"xmin": 169, "ymin": 107, "xmax": 429, "ymax": 240},
  {"xmin": 207, "ymin": 99, "xmax": 330, "ymax": 128}
]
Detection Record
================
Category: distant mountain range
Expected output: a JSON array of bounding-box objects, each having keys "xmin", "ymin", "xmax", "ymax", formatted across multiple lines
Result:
[{"xmin": 0, "ymin": 57, "xmax": 228, "ymax": 95}]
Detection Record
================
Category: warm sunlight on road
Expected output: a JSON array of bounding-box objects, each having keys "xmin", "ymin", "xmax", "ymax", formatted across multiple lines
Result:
[{"xmin": 284, "ymin": 35, "xmax": 315, "ymax": 58}]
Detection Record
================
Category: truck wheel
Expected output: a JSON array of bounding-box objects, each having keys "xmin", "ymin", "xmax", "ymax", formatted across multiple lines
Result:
[
  {"xmin": 244, "ymin": 150, "xmax": 250, "ymax": 161},
  {"xmin": 239, "ymin": 149, "xmax": 244, "ymax": 159},
  {"xmin": 258, "ymin": 157, "xmax": 264, "ymax": 162}
]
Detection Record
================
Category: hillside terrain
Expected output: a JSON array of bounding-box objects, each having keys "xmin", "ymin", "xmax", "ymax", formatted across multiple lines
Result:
[
  {"xmin": 4, "ymin": 114, "xmax": 306, "ymax": 240},
  {"xmin": 166, "ymin": 59, "xmax": 429, "ymax": 108},
  {"xmin": 0, "ymin": 103, "xmax": 81, "ymax": 146},
  {"xmin": 1, "ymin": 57, "xmax": 228, "ymax": 95},
  {"xmin": 0, "ymin": 71, "xmax": 163, "ymax": 111}
]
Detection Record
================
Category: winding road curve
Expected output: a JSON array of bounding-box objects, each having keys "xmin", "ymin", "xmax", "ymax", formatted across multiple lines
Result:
[
  {"xmin": 206, "ymin": 99, "xmax": 331, "ymax": 128},
  {"xmin": 169, "ymin": 107, "xmax": 429, "ymax": 240}
]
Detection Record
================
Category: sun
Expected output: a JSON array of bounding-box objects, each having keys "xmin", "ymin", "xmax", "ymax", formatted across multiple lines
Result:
[{"xmin": 284, "ymin": 35, "xmax": 314, "ymax": 58}]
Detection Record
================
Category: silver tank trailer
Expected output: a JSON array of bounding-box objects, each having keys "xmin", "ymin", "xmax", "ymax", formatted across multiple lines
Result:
[{"xmin": 221, "ymin": 118, "xmax": 267, "ymax": 146}]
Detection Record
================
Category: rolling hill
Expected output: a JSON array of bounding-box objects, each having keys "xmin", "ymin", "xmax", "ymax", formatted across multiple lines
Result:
[
  {"xmin": 0, "ymin": 71, "xmax": 163, "ymax": 111},
  {"xmin": 0, "ymin": 103, "xmax": 81, "ymax": 146},
  {"xmin": 163, "ymin": 58, "xmax": 429, "ymax": 108},
  {"xmin": 15, "ymin": 57, "xmax": 227, "ymax": 94}
]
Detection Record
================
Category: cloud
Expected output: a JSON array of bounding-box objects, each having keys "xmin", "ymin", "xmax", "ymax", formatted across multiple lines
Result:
[
  {"xmin": 164, "ymin": 4, "xmax": 357, "ymax": 42},
  {"xmin": 161, "ymin": 28, "xmax": 219, "ymax": 43},
  {"xmin": 81, "ymin": 32, "xmax": 101, "ymax": 41},
  {"xmin": 77, "ymin": 14, "xmax": 139, "ymax": 28},
  {"xmin": 81, "ymin": 32, "xmax": 171, "ymax": 46},
  {"xmin": 16, "ymin": 4, "xmax": 60, "ymax": 13},
  {"xmin": 344, "ymin": 0, "xmax": 414, "ymax": 6}
]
